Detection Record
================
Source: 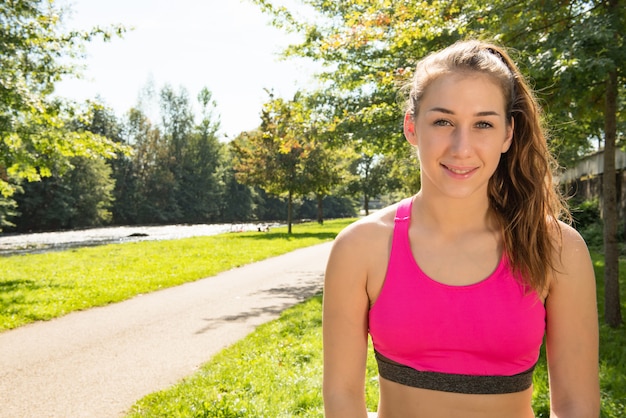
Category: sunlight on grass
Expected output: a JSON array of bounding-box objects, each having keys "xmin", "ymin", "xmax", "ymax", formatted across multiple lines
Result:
[
  {"xmin": 3, "ymin": 220, "xmax": 623, "ymax": 416},
  {"xmin": 127, "ymin": 294, "xmax": 380, "ymax": 417},
  {"xmin": 593, "ymin": 253, "xmax": 626, "ymax": 417},
  {"xmin": 0, "ymin": 219, "xmax": 356, "ymax": 331},
  {"xmin": 127, "ymin": 252, "xmax": 626, "ymax": 417},
  {"xmin": 128, "ymin": 295, "xmax": 327, "ymax": 417}
]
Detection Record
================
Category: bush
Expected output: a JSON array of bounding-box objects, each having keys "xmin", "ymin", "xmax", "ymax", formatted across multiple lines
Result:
[
  {"xmin": 570, "ymin": 199, "xmax": 602, "ymax": 251},
  {"xmin": 297, "ymin": 196, "xmax": 358, "ymax": 220},
  {"xmin": 570, "ymin": 198, "xmax": 626, "ymax": 256},
  {"xmin": 570, "ymin": 198, "xmax": 601, "ymax": 231}
]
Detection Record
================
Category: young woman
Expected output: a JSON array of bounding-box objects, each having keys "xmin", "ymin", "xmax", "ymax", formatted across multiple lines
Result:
[{"xmin": 323, "ymin": 40, "xmax": 600, "ymax": 418}]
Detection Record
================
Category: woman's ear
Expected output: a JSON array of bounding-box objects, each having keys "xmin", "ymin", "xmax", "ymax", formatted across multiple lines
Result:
[
  {"xmin": 404, "ymin": 113, "xmax": 418, "ymax": 146},
  {"xmin": 502, "ymin": 116, "xmax": 514, "ymax": 153}
]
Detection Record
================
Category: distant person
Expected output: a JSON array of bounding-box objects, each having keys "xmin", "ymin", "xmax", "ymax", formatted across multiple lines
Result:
[{"xmin": 323, "ymin": 40, "xmax": 599, "ymax": 417}]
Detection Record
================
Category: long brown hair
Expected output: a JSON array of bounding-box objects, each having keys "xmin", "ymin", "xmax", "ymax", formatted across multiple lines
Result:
[{"xmin": 405, "ymin": 39, "xmax": 570, "ymax": 292}]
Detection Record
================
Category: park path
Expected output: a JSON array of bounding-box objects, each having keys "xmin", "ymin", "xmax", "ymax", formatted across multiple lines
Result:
[{"xmin": 0, "ymin": 242, "xmax": 332, "ymax": 418}]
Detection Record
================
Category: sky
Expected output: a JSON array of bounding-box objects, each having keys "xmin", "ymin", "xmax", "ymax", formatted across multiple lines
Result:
[{"xmin": 55, "ymin": 0, "xmax": 319, "ymax": 139}]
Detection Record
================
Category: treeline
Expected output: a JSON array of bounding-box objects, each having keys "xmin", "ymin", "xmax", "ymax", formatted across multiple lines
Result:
[
  {"xmin": 6, "ymin": 87, "xmax": 359, "ymax": 233},
  {"xmin": 1, "ymin": 0, "xmax": 623, "ymax": 322}
]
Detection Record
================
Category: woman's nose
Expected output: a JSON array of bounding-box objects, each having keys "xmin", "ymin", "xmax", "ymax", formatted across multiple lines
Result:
[{"xmin": 450, "ymin": 127, "xmax": 472, "ymax": 156}]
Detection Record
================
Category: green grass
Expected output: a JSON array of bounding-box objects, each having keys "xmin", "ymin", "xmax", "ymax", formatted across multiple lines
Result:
[
  {"xmin": 3, "ymin": 219, "xmax": 624, "ymax": 416},
  {"xmin": 127, "ymin": 294, "xmax": 379, "ymax": 418},
  {"xmin": 127, "ymin": 252, "xmax": 626, "ymax": 418},
  {"xmin": 530, "ymin": 251, "xmax": 626, "ymax": 417},
  {"xmin": 0, "ymin": 219, "xmax": 355, "ymax": 332},
  {"xmin": 128, "ymin": 295, "xmax": 327, "ymax": 417},
  {"xmin": 593, "ymin": 254, "xmax": 626, "ymax": 418}
]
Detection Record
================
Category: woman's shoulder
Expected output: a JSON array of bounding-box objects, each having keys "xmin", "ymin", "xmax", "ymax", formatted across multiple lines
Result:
[
  {"xmin": 331, "ymin": 203, "xmax": 399, "ymax": 256},
  {"xmin": 549, "ymin": 219, "xmax": 594, "ymax": 282},
  {"xmin": 551, "ymin": 220, "xmax": 590, "ymax": 257},
  {"xmin": 326, "ymin": 203, "xmax": 400, "ymax": 287},
  {"xmin": 338, "ymin": 204, "xmax": 398, "ymax": 239}
]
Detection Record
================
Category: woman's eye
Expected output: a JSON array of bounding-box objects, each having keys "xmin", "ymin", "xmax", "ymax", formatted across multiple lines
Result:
[
  {"xmin": 476, "ymin": 121, "xmax": 493, "ymax": 129},
  {"xmin": 434, "ymin": 119, "xmax": 452, "ymax": 127}
]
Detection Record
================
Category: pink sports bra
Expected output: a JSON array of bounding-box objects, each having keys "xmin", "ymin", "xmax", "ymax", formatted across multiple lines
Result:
[{"xmin": 368, "ymin": 197, "xmax": 546, "ymax": 394}]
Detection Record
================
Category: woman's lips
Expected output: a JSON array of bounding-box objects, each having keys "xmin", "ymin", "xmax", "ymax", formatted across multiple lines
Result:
[{"xmin": 441, "ymin": 163, "xmax": 477, "ymax": 176}]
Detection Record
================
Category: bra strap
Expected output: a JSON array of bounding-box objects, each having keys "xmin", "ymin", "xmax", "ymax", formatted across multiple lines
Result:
[
  {"xmin": 375, "ymin": 351, "xmax": 535, "ymax": 395},
  {"xmin": 394, "ymin": 197, "xmax": 413, "ymax": 222}
]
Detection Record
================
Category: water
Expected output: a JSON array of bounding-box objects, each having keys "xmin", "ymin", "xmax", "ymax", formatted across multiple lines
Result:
[{"xmin": 0, "ymin": 222, "xmax": 281, "ymax": 256}]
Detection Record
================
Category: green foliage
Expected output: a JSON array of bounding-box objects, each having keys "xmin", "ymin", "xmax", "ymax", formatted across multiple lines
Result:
[
  {"xmin": 253, "ymin": 0, "xmax": 624, "ymax": 326},
  {"xmin": 0, "ymin": 1, "xmax": 128, "ymax": 230},
  {"xmin": 0, "ymin": 195, "xmax": 18, "ymax": 229},
  {"xmin": 0, "ymin": 218, "xmax": 355, "ymax": 331},
  {"xmin": 7, "ymin": 102, "xmax": 124, "ymax": 231},
  {"xmin": 346, "ymin": 151, "xmax": 403, "ymax": 214},
  {"xmin": 251, "ymin": 0, "xmax": 625, "ymax": 166},
  {"xmin": 0, "ymin": 0, "xmax": 128, "ymax": 203},
  {"xmin": 593, "ymin": 253, "xmax": 626, "ymax": 417},
  {"xmin": 570, "ymin": 198, "xmax": 625, "ymax": 256},
  {"xmin": 106, "ymin": 84, "xmax": 226, "ymax": 225},
  {"xmin": 217, "ymin": 151, "xmax": 257, "ymax": 222},
  {"xmin": 12, "ymin": 155, "xmax": 114, "ymax": 231},
  {"xmin": 182, "ymin": 87, "xmax": 223, "ymax": 222},
  {"xmin": 297, "ymin": 195, "xmax": 357, "ymax": 220},
  {"xmin": 233, "ymin": 93, "xmax": 310, "ymax": 197},
  {"xmin": 494, "ymin": 0, "xmax": 625, "ymax": 168},
  {"xmin": 581, "ymin": 222, "xmax": 607, "ymax": 253},
  {"xmin": 571, "ymin": 198, "xmax": 601, "ymax": 231},
  {"xmin": 128, "ymin": 296, "xmax": 327, "ymax": 417},
  {"xmin": 232, "ymin": 92, "xmax": 349, "ymax": 229}
]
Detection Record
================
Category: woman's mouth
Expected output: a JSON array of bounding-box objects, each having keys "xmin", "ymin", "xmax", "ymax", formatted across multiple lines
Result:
[{"xmin": 442, "ymin": 164, "xmax": 476, "ymax": 176}]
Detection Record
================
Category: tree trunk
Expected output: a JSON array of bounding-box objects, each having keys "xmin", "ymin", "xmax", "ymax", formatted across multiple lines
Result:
[
  {"xmin": 603, "ymin": 68, "xmax": 622, "ymax": 328},
  {"xmin": 316, "ymin": 193, "xmax": 324, "ymax": 224},
  {"xmin": 287, "ymin": 190, "xmax": 293, "ymax": 234},
  {"xmin": 364, "ymin": 194, "xmax": 370, "ymax": 216}
]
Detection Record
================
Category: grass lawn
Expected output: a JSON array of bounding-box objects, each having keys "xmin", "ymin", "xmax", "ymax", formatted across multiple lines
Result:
[
  {"xmin": 0, "ymin": 219, "xmax": 355, "ymax": 332},
  {"xmin": 127, "ymin": 253, "xmax": 626, "ymax": 418},
  {"xmin": 2, "ymin": 218, "xmax": 623, "ymax": 416}
]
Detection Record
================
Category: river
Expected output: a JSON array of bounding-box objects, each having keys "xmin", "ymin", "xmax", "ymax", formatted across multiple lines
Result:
[{"xmin": 0, "ymin": 222, "xmax": 281, "ymax": 256}]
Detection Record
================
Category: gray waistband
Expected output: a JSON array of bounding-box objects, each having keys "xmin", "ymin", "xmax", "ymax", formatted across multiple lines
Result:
[{"xmin": 375, "ymin": 351, "xmax": 535, "ymax": 395}]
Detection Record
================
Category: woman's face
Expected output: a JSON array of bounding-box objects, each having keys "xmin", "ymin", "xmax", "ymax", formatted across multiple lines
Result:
[{"xmin": 404, "ymin": 72, "xmax": 513, "ymax": 202}]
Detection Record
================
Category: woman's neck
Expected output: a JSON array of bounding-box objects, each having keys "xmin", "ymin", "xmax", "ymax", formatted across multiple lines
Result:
[{"xmin": 412, "ymin": 191, "xmax": 497, "ymax": 236}]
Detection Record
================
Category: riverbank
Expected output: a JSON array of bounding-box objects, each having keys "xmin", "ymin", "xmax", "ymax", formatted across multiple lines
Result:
[{"xmin": 0, "ymin": 222, "xmax": 281, "ymax": 255}]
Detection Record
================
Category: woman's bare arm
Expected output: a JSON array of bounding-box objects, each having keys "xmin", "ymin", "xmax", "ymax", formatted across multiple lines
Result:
[
  {"xmin": 323, "ymin": 221, "xmax": 377, "ymax": 418},
  {"xmin": 546, "ymin": 223, "xmax": 600, "ymax": 417}
]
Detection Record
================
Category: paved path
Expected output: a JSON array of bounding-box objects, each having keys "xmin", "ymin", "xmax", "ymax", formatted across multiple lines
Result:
[{"xmin": 0, "ymin": 242, "xmax": 332, "ymax": 418}]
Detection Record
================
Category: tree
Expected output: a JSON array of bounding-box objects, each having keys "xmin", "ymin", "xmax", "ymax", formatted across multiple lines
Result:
[
  {"xmin": 12, "ymin": 170, "xmax": 74, "ymax": 231},
  {"xmin": 122, "ymin": 107, "xmax": 176, "ymax": 224},
  {"xmin": 13, "ymin": 155, "xmax": 115, "ymax": 231},
  {"xmin": 69, "ymin": 102, "xmax": 121, "ymax": 228},
  {"xmin": 297, "ymin": 92, "xmax": 348, "ymax": 224},
  {"xmin": 0, "ymin": 0, "xmax": 127, "ymax": 229},
  {"xmin": 301, "ymin": 141, "xmax": 343, "ymax": 223},
  {"xmin": 219, "ymin": 144, "xmax": 257, "ymax": 222},
  {"xmin": 10, "ymin": 102, "xmax": 119, "ymax": 231},
  {"xmin": 252, "ymin": 0, "xmax": 625, "ymax": 325},
  {"xmin": 178, "ymin": 87, "xmax": 223, "ymax": 223},
  {"xmin": 115, "ymin": 84, "xmax": 225, "ymax": 225},
  {"xmin": 487, "ymin": 0, "xmax": 625, "ymax": 327},
  {"xmin": 233, "ymin": 92, "xmax": 313, "ymax": 233},
  {"xmin": 600, "ymin": 0, "xmax": 623, "ymax": 327},
  {"xmin": 63, "ymin": 156, "xmax": 115, "ymax": 228},
  {"xmin": 347, "ymin": 150, "xmax": 400, "ymax": 216}
]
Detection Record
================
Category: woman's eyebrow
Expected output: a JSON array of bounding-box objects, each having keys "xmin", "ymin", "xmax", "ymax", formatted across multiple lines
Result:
[{"xmin": 427, "ymin": 107, "xmax": 501, "ymax": 117}]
